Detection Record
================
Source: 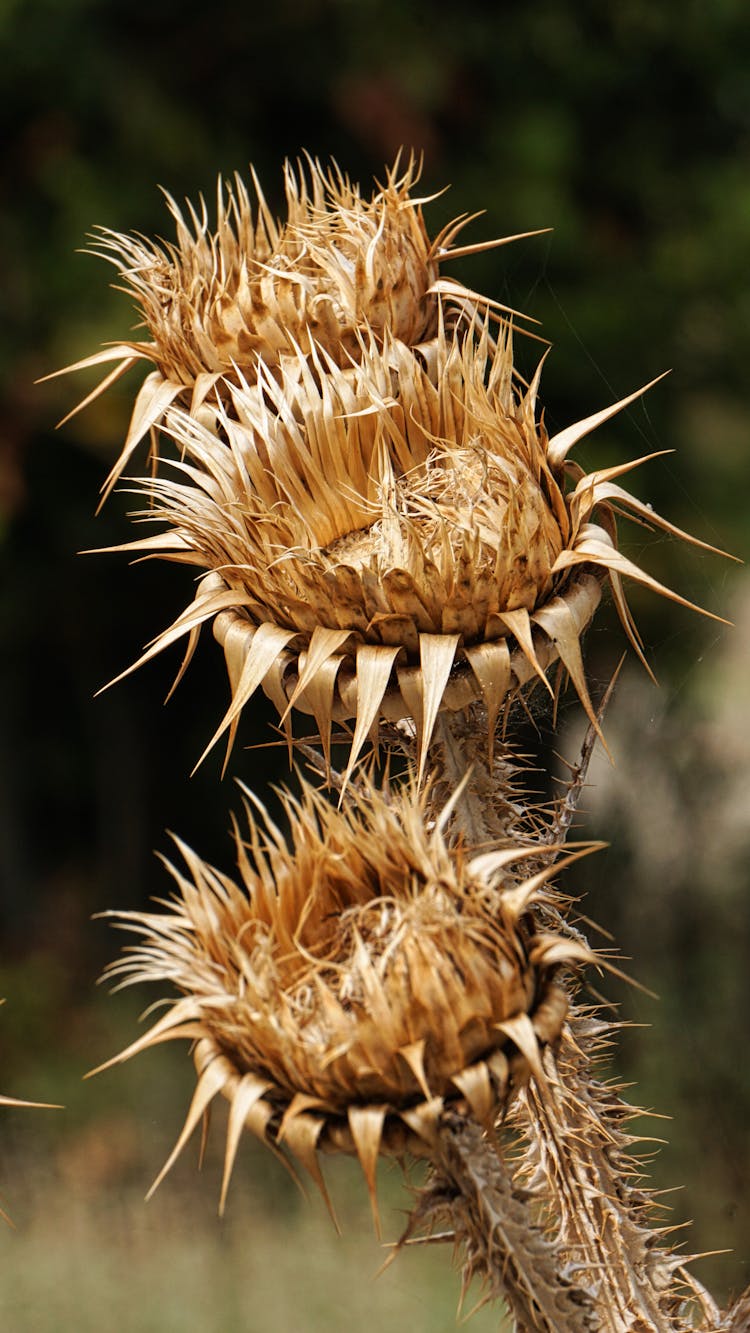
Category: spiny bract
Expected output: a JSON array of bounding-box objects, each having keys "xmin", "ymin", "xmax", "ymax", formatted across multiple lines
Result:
[{"xmin": 97, "ymin": 777, "xmax": 586, "ymax": 1222}]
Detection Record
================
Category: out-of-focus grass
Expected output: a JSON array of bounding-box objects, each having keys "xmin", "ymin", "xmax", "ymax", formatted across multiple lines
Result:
[
  {"xmin": 2, "ymin": 1181, "xmax": 501, "ymax": 1332},
  {"xmin": 0, "ymin": 1043, "xmax": 505, "ymax": 1333}
]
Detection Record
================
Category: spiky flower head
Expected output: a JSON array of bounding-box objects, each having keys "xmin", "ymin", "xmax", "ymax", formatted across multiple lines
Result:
[
  {"xmin": 51, "ymin": 154, "xmax": 537, "ymax": 503},
  {"xmin": 56, "ymin": 156, "xmax": 726, "ymax": 777},
  {"xmin": 111, "ymin": 326, "xmax": 721, "ymax": 782},
  {"xmin": 97, "ymin": 777, "xmax": 586, "ymax": 1220}
]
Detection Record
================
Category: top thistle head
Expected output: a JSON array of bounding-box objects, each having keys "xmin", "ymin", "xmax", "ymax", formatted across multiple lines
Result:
[
  {"xmin": 53, "ymin": 156, "xmax": 732, "ymax": 781},
  {"xmin": 51, "ymin": 152, "xmax": 543, "ymax": 502}
]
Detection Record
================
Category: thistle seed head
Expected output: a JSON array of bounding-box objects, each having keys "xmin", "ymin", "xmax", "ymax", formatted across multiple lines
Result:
[
  {"xmin": 52, "ymin": 153, "xmax": 540, "ymax": 503},
  {"xmin": 112, "ymin": 328, "xmax": 724, "ymax": 782},
  {"xmin": 58, "ymin": 157, "xmax": 729, "ymax": 777},
  {"xmin": 97, "ymin": 777, "xmax": 581, "ymax": 1216}
]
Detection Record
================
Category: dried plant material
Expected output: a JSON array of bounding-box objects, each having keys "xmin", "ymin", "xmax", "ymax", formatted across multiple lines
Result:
[
  {"xmin": 425, "ymin": 707, "xmax": 545, "ymax": 852},
  {"xmin": 509, "ymin": 1011, "xmax": 711, "ymax": 1332},
  {"xmin": 0, "ymin": 1003, "xmax": 61, "ymax": 1113},
  {"xmin": 720, "ymin": 1287, "xmax": 750, "ymax": 1331},
  {"xmin": 102, "ymin": 327, "xmax": 725, "ymax": 777},
  {"xmin": 0, "ymin": 1093, "xmax": 55, "ymax": 1109},
  {"xmin": 52, "ymin": 158, "xmax": 729, "ymax": 777},
  {"xmin": 58, "ymin": 149, "xmax": 740, "ymax": 1330},
  {"xmin": 414, "ymin": 1111, "xmax": 601, "ymax": 1333},
  {"xmin": 46, "ymin": 153, "xmax": 543, "ymax": 502},
  {"xmin": 395, "ymin": 984, "xmax": 723, "ymax": 1332},
  {"xmin": 94, "ymin": 776, "xmax": 587, "ymax": 1214}
]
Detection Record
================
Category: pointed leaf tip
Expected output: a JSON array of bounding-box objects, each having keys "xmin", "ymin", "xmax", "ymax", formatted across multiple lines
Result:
[
  {"xmin": 416, "ymin": 634, "xmax": 460, "ymax": 785},
  {"xmin": 220, "ymin": 1074, "xmax": 272, "ymax": 1216},
  {"xmin": 146, "ymin": 1056, "xmax": 228, "ymax": 1200},
  {"xmin": 347, "ymin": 1105, "xmax": 387, "ymax": 1238},
  {"xmin": 341, "ymin": 646, "xmax": 400, "ymax": 796},
  {"xmin": 548, "ymin": 373, "xmax": 670, "ymax": 469}
]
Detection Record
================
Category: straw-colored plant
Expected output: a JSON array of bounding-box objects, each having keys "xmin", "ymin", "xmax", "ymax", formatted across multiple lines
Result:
[
  {"xmin": 96, "ymin": 327, "xmax": 723, "ymax": 790},
  {"xmin": 96, "ymin": 778, "xmax": 585, "ymax": 1224},
  {"xmin": 54, "ymin": 156, "xmax": 723, "ymax": 786},
  {"xmin": 63, "ymin": 157, "xmax": 746, "ymax": 1331}
]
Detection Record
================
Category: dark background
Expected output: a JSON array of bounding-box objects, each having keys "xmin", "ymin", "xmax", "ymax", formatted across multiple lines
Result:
[{"xmin": 2, "ymin": 0, "xmax": 749, "ymax": 1317}]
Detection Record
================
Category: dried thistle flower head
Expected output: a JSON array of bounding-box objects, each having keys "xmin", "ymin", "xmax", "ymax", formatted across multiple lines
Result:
[
  {"xmin": 50, "ymin": 153, "xmax": 539, "ymax": 502},
  {"xmin": 96, "ymin": 777, "xmax": 585, "ymax": 1221},
  {"xmin": 56, "ymin": 155, "xmax": 728, "ymax": 778},
  {"xmin": 109, "ymin": 326, "xmax": 724, "ymax": 782}
]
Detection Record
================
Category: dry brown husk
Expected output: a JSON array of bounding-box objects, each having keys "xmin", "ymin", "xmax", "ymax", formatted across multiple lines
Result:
[{"xmin": 95, "ymin": 776, "xmax": 589, "ymax": 1217}]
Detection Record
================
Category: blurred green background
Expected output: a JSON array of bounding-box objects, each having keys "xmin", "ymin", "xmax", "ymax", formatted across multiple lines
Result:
[{"xmin": 2, "ymin": 0, "xmax": 749, "ymax": 1325}]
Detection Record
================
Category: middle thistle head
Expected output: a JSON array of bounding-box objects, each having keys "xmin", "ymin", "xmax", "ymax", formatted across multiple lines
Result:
[
  {"xmin": 98, "ymin": 776, "xmax": 585, "ymax": 1219},
  {"xmin": 113, "ymin": 324, "xmax": 718, "ymax": 782}
]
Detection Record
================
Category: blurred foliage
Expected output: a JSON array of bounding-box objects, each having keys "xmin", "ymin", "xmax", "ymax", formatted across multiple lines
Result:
[{"xmin": 2, "ymin": 0, "xmax": 750, "ymax": 1318}]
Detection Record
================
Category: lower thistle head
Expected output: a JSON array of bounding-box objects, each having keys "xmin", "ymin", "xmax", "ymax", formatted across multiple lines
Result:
[{"xmin": 96, "ymin": 776, "xmax": 586, "ymax": 1222}]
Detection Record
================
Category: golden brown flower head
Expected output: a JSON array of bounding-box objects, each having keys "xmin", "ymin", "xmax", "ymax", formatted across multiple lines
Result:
[
  {"xmin": 50, "ymin": 154, "xmax": 539, "ymax": 503},
  {"xmin": 97, "ymin": 778, "xmax": 584, "ymax": 1219},
  {"xmin": 56, "ymin": 156, "xmax": 728, "ymax": 776},
  {"xmin": 109, "ymin": 327, "xmax": 724, "ymax": 783}
]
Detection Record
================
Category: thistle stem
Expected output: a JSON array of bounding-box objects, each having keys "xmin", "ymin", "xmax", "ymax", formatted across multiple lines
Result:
[
  {"xmin": 425, "ymin": 705, "xmax": 715, "ymax": 1331},
  {"xmin": 432, "ymin": 708, "xmax": 529, "ymax": 850},
  {"xmin": 516, "ymin": 1019, "xmax": 694, "ymax": 1332},
  {"xmin": 426, "ymin": 1110, "xmax": 600, "ymax": 1333}
]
